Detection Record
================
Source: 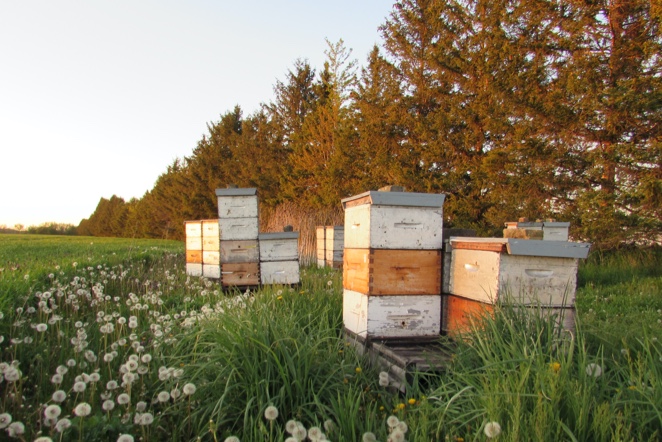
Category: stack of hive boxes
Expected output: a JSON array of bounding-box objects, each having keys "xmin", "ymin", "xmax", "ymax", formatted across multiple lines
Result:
[
  {"xmin": 185, "ymin": 220, "xmax": 203, "ymax": 277},
  {"xmin": 259, "ymin": 230, "xmax": 300, "ymax": 285},
  {"xmin": 216, "ymin": 187, "xmax": 260, "ymax": 288},
  {"xmin": 202, "ymin": 219, "xmax": 221, "ymax": 279},
  {"xmin": 316, "ymin": 226, "xmax": 326, "ymax": 268},
  {"xmin": 341, "ymin": 189, "xmax": 446, "ymax": 339},
  {"xmin": 444, "ymin": 236, "xmax": 590, "ymax": 335},
  {"xmin": 325, "ymin": 226, "xmax": 344, "ymax": 269}
]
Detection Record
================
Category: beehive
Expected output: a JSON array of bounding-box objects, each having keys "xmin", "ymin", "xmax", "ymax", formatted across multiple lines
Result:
[
  {"xmin": 341, "ymin": 189, "xmax": 446, "ymax": 339},
  {"xmin": 448, "ymin": 237, "xmax": 590, "ymax": 306},
  {"xmin": 259, "ymin": 232, "xmax": 300, "ymax": 285},
  {"xmin": 215, "ymin": 187, "xmax": 260, "ymax": 286},
  {"xmin": 325, "ymin": 226, "xmax": 344, "ymax": 268},
  {"xmin": 185, "ymin": 221, "xmax": 203, "ymax": 277},
  {"xmin": 316, "ymin": 226, "xmax": 326, "ymax": 268},
  {"xmin": 215, "ymin": 187, "xmax": 259, "ymax": 240}
]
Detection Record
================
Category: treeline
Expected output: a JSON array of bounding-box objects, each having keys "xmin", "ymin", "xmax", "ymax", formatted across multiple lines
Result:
[{"xmin": 79, "ymin": 0, "xmax": 662, "ymax": 249}]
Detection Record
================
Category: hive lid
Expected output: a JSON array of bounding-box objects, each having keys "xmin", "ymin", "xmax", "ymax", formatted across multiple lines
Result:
[
  {"xmin": 258, "ymin": 232, "xmax": 299, "ymax": 240},
  {"xmin": 341, "ymin": 191, "xmax": 445, "ymax": 209},
  {"xmin": 215, "ymin": 187, "xmax": 258, "ymax": 197},
  {"xmin": 543, "ymin": 222, "xmax": 570, "ymax": 228},
  {"xmin": 449, "ymin": 237, "xmax": 591, "ymax": 259}
]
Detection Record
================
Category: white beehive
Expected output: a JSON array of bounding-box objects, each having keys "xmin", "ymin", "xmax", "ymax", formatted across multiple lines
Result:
[
  {"xmin": 343, "ymin": 191, "xmax": 445, "ymax": 249},
  {"xmin": 259, "ymin": 232, "xmax": 300, "ymax": 285},
  {"xmin": 325, "ymin": 226, "xmax": 344, "ymax": 268},
  {"xmin": 448, "ymin": 237, "xmax": 590, "ymax": 306},
  {"xmin": 343, "ymin": 290, "xmax": 441, "ymax": 338}
]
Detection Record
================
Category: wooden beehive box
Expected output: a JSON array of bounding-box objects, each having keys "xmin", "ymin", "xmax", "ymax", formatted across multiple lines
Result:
[
  {"xmin": 543, "ymin": 222, "xmax": 570, "ymax": 242},
  {"xmin": 220, "ymin": 240, "xmax": 259, "ymax": 263},
  {"xmin": 260, "ymin": 261, "xmax": 300, "ymax": 285},
  {"xmin": 325, "ymin": 226, "xmax": 344, "ymax": 268},
  {"xmin": 202, "ymin": 219, "xmax": 220, "ymax": 251},
  {"xmin": 216, "ymin": 188, "xmax": 259, "ymax": 240},
  {"xmin": 316, "ymin": 226, "xmax": 326, "ymax": 268},
  {"xmin": 185, "ymin": 221, "xmax": 203, "ymax": 277},
  {"xmin": 185, "ymin": 221, "xmax": 203, "ymax": 252},
  {"xmin": 343, "ymin": 248, "xmax": 442, "ymax": 295},
  {"xmin": 343, "ymin": 289, "xmax": 441, "ymax": 338},
  {"xmin": 342, "ymin": 191, "xmax": 445, "ymax": 249},
  {"xmin": 448, "ymin": 237, "xmax": 590, "ymax": 306},
  {"xmin": 259, "ymin": 232, "xmax": 299, "ymax": 262},
  {"xmin": 221, "ymin": 262, "xmax": 260, "ymax": 287},
  {"xmin": 202, "ymin": 264, "xmax": 221, "ymax": 279},
  {"xmin": 216, "ymin": 187, "xmax": 259, "ymax": 218}
]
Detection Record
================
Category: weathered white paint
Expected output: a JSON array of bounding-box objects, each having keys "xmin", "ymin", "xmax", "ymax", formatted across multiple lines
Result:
[
  {"xmin": 317, "ymin": 258, "xmax": 326, "ymax": 268},
  {"xmin": 260, "ymin": 260, "xmax": 300, "ymax": 284},
  {"xmin": 186, "ymin": 263, "xmax": 203, "ymax": 277},
  {"xmin": 343, "ymin": 289, "xmax": 441, "ymax": 338},
  {"xmin": 218, "ymin": 217, "xmax": 259, "ymax": 240},
  {"xmin": 202, "ymin": 264, "xmax": 221, "ymax": 279},
  {"xmin": 202, "ymin": 251, "xmax": 220, "ymax": 265},
  {"xmin": 344, "ymin": 205, "xmax": 443, "ymax": 249},
  {"xmin": 543, "ymin": 224, "xmax": 570, "ymax": 241},
  {"xmin": 449, "ymin": 248, "xmax": 578, "ymax": 306},
  {"xmin": 186, "ymin": 236, "xmax": 202, "ymax": 250},
  {"xmin": 259, "ymin": 238, "xmax": 298, "ymax": 262},
  {"xmin": 202, "ymin": 236, "xmax": 220, "ymax": 251},
  {"xmin": 220, "ymin": 240, "xmax": 259, "ymax": 263},
  {"xmin": 202, "ymin": 219, "xmax": 220, "ymax": 237},
  {"xmin": 185, "ymin": 221, "xmax": 202, "ymax": 237},
  {"xmin": 217, "ymin": 195, "xmax": 258, "ymax": 218}
]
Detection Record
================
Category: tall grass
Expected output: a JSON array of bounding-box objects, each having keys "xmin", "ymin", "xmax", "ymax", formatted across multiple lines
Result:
[{"xmin": 1, "ymin": 237, "xmax": 660, "ymax": 441}]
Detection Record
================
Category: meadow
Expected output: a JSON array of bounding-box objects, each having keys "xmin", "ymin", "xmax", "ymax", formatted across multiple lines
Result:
[{"xmin": 0, "ymin": 234, "xmax": 660, "ymax": 441}]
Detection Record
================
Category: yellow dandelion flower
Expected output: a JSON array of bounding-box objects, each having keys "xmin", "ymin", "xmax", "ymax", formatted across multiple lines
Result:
[
  {"xmin": 408, "ymin": 398, "xmax": 416, "ymax": 405},
  {"xmin": 277, "ymin": 296, "xmax": 283, "ymax": 301},
  {"xmin": 397, "ymin": 403, "xmax": 406, "ymax": 410},
  {"xmin": 355, "ymin": 367, "xmax": 362, "ymax": 374},
  {"xmin": 550, "ymin": 362, "xmax": 561, "ymax": 373},
  {"xmin": 456, "ymin": 437, "xmax": 465, "ymax": 442},
  {"xmin": 628, "ymin": 385, "xmax": 637, "ymax": 391}
]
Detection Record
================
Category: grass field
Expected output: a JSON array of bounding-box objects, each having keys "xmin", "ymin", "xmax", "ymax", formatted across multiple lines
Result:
[{"xmin": 0, "ymin": 234, "xmax": 660, "ymax": 441}]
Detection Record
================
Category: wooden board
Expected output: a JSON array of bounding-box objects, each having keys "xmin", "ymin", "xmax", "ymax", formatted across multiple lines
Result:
[
  {"xmin": 259, "ymin": 238, "xmax": 298, "ymax": 262},
  {"xmin": 202, "ymin": 219, "xmax": 220, "ymax": 237},
  {"xmin": 218, "ymin": 217, "xmax": 259, "ymax": 240},
  {"xmin": 326, "ymin": 260, "xmax": 343, "ymax": 269},
  {"xmin": 325, "ymin": 249, "xmax": 344, "ymax": 262},
  {"xmin": 344, "ymin": 205, "xmax": 443, "ymax": 249},
  {"xmin": 202, "ymin": 251, "xmax": 220, "ymax": 265},
  {"xmin": 185, "ymin": 221, "xmax": 202, "ymax": 237},
  {"xmin": 260, "ymin": 260, "xmax": 300, "ymax": 285},
  {"xmin": 442, "ymin": 294, "xmax": 494, "ymax": 336},
  {"xmin": 343, "ymin": 289, "xmax": 441, "ymax": 338},
  {"xmin": 186, "ymin": 250, "xmax": 203, "ymax": 264},
  {"xmin": 202, "ymin": 264, "xmax": 221, "ymax": 279},
  {"xmin": 186, "ymin": 263, "xmax": 202, "ymax": 277},
  {"xmin": 217, "ymin": 195, "xmax": 258, "ymax": 218},
  {"xmin": 448, "ymin": 249, "xmax": 578, "ymax": 306},
  {"xmin": 186, "ymin": 236, "xmax": 202, "ymax": 250},
  {"xmin": 317, "ymin": 258, "xmax": 326, "ymax": 268},
  {"xmin": 343, "ymin": 249, "xmax": 442, "ymax": 295},
  {"xmin": 221, "ymin": 262, "xmax": 260, "ymax": 286},
  {"xmin": 220, "ymin": 240, "xmax": 259, "ymax": 263},
  {"xmin": 202, "ymin": 236, "xmax": 220, "ymax": 251}
]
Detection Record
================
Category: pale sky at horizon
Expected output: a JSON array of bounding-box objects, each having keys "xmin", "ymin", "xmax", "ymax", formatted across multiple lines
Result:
[{"xmin": 0, "ymin": 1, "xmax": 394, "ymax": 228}]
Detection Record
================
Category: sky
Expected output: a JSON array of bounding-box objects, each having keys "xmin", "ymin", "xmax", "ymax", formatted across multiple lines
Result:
[{"xmin": 0, "ymin": 1, "xmax": 394, "ymax": 228}]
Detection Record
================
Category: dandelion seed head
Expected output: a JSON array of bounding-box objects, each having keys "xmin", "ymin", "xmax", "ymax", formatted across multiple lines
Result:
[
  {"xmin": 7, "ymin": 421, "xmax": 25, "ymax": 436},
  {"xmin": 44, "ymin": 404, "xmax": 62, "ymax": 420},
  {"xmin": 586, "ymin": 363, "xmax": 603, "ymax": 378},
  {"xmin": 264, "ymin": 405, "xmax": 279, "ymax": 421},
  {"xmin": 387, "ymin": 415, "xmax": 400, "ymax": 428},
  {"xmin": 285, "ymin": 419, "xmax": 299, "ymax": 434},
  {"xmin": 117, "ymin": 434, "xmax": 134, "ymax": 442},
  {"xmin": 484, "ymin": 421, "xmax": 502, "ymax": 438},
  {"xmin": 363, "ymin": 432, "xmax": 377, "ymax": 442},
  {"xmin": 52, "ymin": 390, "xmax": 67, "ymax": 403},
  {"xmin": 396, "ymin": 421, "xmax": 408, "ymax": 433},
  {"xmin": 224, "ymin": 437, "xmax": 240, "ymax": 442},
  {"xmin": 73, "ymin": 381, "xmax": 87, "ymax": 393},
  {"xmin": 74, "ymin": 402, "xmax": 92, "ymax": 417},
  {"xmin": 157, "ymin": 391, "xmax": 170, "ymax": 402},
  {"xmin": 0, "ymin": 413, "xmax": 12, "ymax": 429},
  {"xmin": 183, "ymin": 383, "xmax": 196, "ymax": 395},
  {"xmin": 117, "ymin": 393, "xmax": 131, "ymax": 405},
  {"xmin": 102, "ymin": 400, "xmax": 115, "ymax": 411}
]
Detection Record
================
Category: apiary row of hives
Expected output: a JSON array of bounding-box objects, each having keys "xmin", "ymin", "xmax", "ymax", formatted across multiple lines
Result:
[
  {"xmin": 185, "ymin": 187, "xmax": 300, "ymax": 287},
  {"xmin": 316, "ymin": 226, "xmax": 344, "ymax": 269},
  {"xmin": 340, "ymin": 187, "xmax": 590, "ymax": 340}
]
